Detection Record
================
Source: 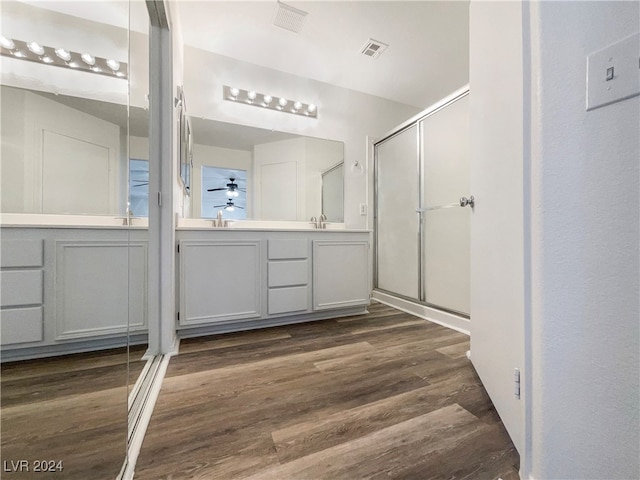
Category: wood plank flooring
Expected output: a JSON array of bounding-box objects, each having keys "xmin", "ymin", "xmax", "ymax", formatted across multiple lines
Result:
[
  {"xmin": 135, "ymin": 302, "xmax": 519, "ymax": 479},
  {"xmin": 1, "ymin": 345, "xmax": 147, "ymax": 479}
]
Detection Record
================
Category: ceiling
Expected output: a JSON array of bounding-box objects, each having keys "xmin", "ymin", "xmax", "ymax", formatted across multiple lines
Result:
[
  {"xmin": 12, "ymin": 1, "xmax": 470, "ymax": 111},
  {"xmin": 175, "ymin": 1, "xmax": 470, "ymax": 109}
]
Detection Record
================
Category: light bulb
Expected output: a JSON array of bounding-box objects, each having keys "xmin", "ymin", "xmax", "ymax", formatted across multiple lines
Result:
[
  {"xmin": 307, "ymin": 104, "xmax": 317, "ymax": 113},
  {"xmin": 81, "ymin": 53, "xmax": 95, "ymax": 65},
  {"xmin": 293, "ymin": 101, "xmax": 302, "ymax": 111},
  {"xmin": 1, "ymin": 36, "xmax": 15, "ymax": 50},
  {"xmin": 55, "ymin": 48, "xmax": 71, "ymax": 61},
  {"xmin": 42, "ymin": 56, "xmax": 54, "ymax": 64},
  {"xmin": 116, "ymin": 71, "xmax": 126, "ymax": 78},
  {"xmin": 27, "ymin": 41, "xmax": 44, "ymax": 55},
  {"xmin": 263, "ymin": 94, "xmax": 273, "ymax": 105},
  {"xmin": 91, "ymin": 66, "xmax": 102, "ymax": 73},
  {"xmin": 278, "ymin": 97, "xmax": 288, "ymax": 107},
  {"xmin": 13, "ymin": 51, "xmax": 26, "ymax": 58},
  {"xmin": 106, "ymin": 58, "xmax": 120, "ymax": 71},
  {"xmin": 247, "ymin": 90, "xmax": 256, "ymax": 101},
  {"xmin": 68, "ymin": 61, "xmax": 79, "ymax": 68},
  {"xmin": 229, "ymin": 87, "xmax": 239, "ymax": 98}
]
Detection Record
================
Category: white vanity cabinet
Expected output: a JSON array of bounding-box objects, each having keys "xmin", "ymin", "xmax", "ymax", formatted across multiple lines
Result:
[
  {"xmin": 0, "ymin": 225, "xmax": 148, "ymax": 361},
  {"xmin": 176, "ymin": 229, "xmax": 370, "ymax": 335}
]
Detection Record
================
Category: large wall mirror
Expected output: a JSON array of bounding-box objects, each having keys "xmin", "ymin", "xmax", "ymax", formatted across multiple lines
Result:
[
  {"xmin": 188, "ymin": 117, "xmax": 345, "ymax": 223},
  {"xmin": 0, "ymin": 1, "xmax": 149, "ymax": 477}
]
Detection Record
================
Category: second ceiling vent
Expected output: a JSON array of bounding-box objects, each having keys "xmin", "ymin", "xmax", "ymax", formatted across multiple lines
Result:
[
  {"xmin": 360, "ymin": 38, "xmax": 389, "ymax": 59},
  {"xmin": 273, "ymin": 1, "xmax": 308, "ymax": 33}
]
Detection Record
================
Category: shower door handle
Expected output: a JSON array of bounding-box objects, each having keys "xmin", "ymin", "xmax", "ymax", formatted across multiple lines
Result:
[
  {"xmin": 417, "ymin": 195, "xmax": 475, "ymax": 213},
  {"xmin": 459, "ymin": 195, "xmax": 475, "ymax": 208}
]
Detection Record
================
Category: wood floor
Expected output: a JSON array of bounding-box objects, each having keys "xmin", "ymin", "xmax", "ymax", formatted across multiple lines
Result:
[
  {"xmin": 1, "ymin": 345, "xmax": 147, "ymax": 480},
  {"xmin": 135, "ymin": 302, "xmax": 519, "ymax": 479}
]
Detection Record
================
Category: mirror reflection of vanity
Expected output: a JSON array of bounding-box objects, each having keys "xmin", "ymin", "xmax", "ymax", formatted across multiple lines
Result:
[{"xmin": 188, "ymin": 117, "xmax": 345, "ymax": 223}]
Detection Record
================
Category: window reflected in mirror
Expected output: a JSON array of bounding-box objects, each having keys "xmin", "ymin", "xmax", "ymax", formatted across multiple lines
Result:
[{"xmin": 129, "ymin": 159, "xmax": 149, "ymax": 217}]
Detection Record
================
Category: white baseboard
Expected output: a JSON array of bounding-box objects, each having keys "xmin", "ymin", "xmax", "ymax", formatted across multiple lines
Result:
[{"xmin": 371, "ymin": 290, "xmax": 470, "ymax": 336}]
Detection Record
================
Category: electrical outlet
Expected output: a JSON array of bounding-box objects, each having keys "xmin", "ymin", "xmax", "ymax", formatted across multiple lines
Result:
[{"xmin": 359, "ymin": 203, "xmax": 367, "ymax": 216}]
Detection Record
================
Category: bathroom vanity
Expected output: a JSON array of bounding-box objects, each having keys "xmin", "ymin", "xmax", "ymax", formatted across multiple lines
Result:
[
  {"xmin": 1, "ymin": 215, "xmax": 370, "ymax": 360},
  {"xmin": 176, "ymin": 222, "xmax": 371, "ymax": 337},
  {"xmin": 0, "ymin": 214, "xmax": 149, "ymax": 361}
]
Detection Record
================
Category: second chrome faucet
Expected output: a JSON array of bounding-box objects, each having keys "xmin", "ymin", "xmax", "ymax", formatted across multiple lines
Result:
[{"xmin": 310, "ymin": 214, "xmax": 328, "ymax": 229}]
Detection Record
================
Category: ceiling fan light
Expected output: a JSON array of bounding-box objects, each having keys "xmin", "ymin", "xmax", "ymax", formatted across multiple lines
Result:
[{"xmin": 225, "ymin": 205, "xmax": 235, "ymax": 212}]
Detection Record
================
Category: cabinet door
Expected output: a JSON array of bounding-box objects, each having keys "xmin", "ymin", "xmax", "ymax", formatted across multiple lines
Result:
[
  {"xmin": 179, "ymin": 241, "xmax": 262, "ymax": 325},
  {"xmin": 313, "ymin": 240, "xmax": 369, "ymax": 310}
]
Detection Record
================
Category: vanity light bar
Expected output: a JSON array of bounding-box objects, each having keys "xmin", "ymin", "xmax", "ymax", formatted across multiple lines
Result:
[
  {"xmin": 0, "ymin": 38, "xmax": 128, "ymax": 80},
  {"xmin": 223, "ymin": 85, "xmax": 317, "ymax": 118}
]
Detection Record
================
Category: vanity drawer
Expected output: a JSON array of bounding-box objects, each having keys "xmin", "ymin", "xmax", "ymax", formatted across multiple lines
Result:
[
  {"xmin": 268, "ymin": 286, "xmax": 309, "ymax": 315},
  {"xmin": 1, "ymin": 240, "xmax": 43, "ymax": 268},
  {"xmin": 268, "ymin": 260, "xmax": 308, "ymax": 287},
  {"xmin": 1, "ymin": 270, "xmax": 43, "ymax": 307},
  {"xmin": 0, "ymin": 307, "xmax": 43, "ymax": 345},
  {"xmin": 268, "ymin": 239, "xmax": 308, "ymax": 260}
]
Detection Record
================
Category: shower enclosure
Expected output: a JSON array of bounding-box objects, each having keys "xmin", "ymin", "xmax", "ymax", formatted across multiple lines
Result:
[{"xmin": 374, "ymin": 87, "xmax": 470, "ymax": 317}]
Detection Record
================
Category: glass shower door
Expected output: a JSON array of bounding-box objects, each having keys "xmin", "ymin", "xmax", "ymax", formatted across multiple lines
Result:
[
  {"xmin": 375, "ymin": 125, "xmax": 420, "ymax": 300},
  {"xmin": 420, "ymin": 94, "xmax": 470, "ymax": 315}
]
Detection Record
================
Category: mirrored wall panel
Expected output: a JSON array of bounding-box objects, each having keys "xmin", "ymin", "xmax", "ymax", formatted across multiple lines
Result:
[
  {"xmin": 188, "ymin": 118, "xmax": 345, "ymax": 222},
  {"xmin": 0, "ymin": 1, "xmax": 149, "ymax": 476}
]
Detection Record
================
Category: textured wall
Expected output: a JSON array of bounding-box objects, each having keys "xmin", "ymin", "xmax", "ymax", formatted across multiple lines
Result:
[{"xmin": 528, "ymin": 1, "xmax": 639, "ymax": 478}]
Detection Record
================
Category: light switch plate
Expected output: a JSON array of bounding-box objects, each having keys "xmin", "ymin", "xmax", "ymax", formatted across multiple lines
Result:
[{"xmin": 586, "ymin": 32, "xmax": 640, "ymax": 111}]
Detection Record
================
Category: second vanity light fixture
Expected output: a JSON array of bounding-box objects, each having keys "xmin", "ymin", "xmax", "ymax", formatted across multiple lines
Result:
[
  {"xmin": 0, "ymin": 36, "xmax": 128, "ymax": 80},
  {"xmin": 223, "ymin": 85, "xmax": 317, "ymax": 118}
]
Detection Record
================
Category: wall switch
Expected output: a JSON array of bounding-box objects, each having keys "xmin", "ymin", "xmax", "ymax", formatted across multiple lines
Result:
[
  {"xmin": 586, "ymin": 32, "xmax": 640, "ymax": 111},
  {"xmin": 359, "ymin": 203, "xmax": 367, "ymax": 215}
]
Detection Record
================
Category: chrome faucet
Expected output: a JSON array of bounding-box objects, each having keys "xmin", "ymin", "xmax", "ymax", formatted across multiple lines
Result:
[
  {"xmin": 318, "ymin": 213, "xmax": 327, "ymax": 229},
  {"xmin": 122, "ymin": 208, "xmax": 133, "ymax": 226},
  {"xmin": 310, "ymin": 216, "xmax": 317, "ymax": 228}
]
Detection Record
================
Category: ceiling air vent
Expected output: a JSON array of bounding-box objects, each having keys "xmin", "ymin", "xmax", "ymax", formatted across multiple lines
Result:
[
  {"xmin": 360, "ymin": 38, "xmax": 389, "ymax": 59},
  {"xmin": 273, "ymin": 1, "xmax": 308, "ymax": 34}
]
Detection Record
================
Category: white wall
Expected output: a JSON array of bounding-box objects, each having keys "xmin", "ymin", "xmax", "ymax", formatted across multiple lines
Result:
[
  {"xmin": 183, "ymin": 47, "xmax": 420, "ymax": 229},
  {"xmin": 526, "ymin": 2, "xmax": 639, "ymax": 479},
  {"xmin": 471, "ymin": 1, "xmax": 640, "ymax": 478},
  {"xmin": 0, "ymin": 86, "xmax": 124, "ymax": 215},
  {"xmin": 305, "ymin": 137, "xmax": 344, "ymax": 221},
  {"xmin": 468, "ymin": 0, "xmax": 525, "ymax": 458},
  {"xmin": 191, "ymin": 143, "xmax": 253, "ymax": 218},
  {"xmin": 130, "ymin": 136, "xmax": 149, "ymax": 161}
]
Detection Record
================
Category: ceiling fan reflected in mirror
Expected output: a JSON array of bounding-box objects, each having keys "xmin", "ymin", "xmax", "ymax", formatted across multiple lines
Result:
[
  {"xmin": 215, "ymin": 198, "xmax": 244, "ymax": 212},
  {"xmin": 207, "ymin": 177, "xmax": 246, "ymax": 197}
]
